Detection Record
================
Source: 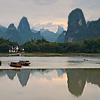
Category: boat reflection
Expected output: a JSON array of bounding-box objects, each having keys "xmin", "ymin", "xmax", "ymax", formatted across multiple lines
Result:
[{"xmin": 0, "ymin": 68, "xmax": 100, "ymax": 97}]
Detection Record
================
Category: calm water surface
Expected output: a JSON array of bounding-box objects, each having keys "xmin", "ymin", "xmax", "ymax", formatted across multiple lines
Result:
[
  {"xmin": 0, "ymin": 56, "xmax": 100, "ymax": 68},
  {"xmin": 0, "ymin": 56, "xmax": 100, "ymax": 100}
]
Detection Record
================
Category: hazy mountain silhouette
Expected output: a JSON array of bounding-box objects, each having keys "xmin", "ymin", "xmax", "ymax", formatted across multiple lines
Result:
[
  {"xmin": 56, "ymin": 26, "xmax": 64, "ymax": 35},
  {"xmin": 3, "ymin": 23, "xmax": 24, "ymax": 44},
  {"xmin": 0, "ymin": 25, "xmax": 7, "ymax": 33},
  {"xmin": 56, "ymin": 31, "xmax": 66, "ymax": 43},
  {"xmin": 0, "ymin": 17, "xmax": 43, "ymax": 45},
  {"xmin": 0, "ymin": 8, "xmax": 100, "ymax": 44},
  {"xmin": 0, "ymin": 25, "xmax": 7, "ymax": 38},
  {"xmin": 40, "ymin": 28, "xmax": 59, "ymax": 42}
]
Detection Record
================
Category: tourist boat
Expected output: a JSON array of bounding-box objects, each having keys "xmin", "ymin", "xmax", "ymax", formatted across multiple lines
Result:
[
  {"xmin": 19, "ymin": 60, "xmax": 30, "ymax": 66},
  {"xmin": 10, "ymin": 62, "xmax": 22, "ymax": 67}
]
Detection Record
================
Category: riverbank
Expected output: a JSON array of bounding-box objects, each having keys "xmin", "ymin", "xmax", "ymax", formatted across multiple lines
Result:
[
  {"xmin": 0, "ymin": 53, "xmax": 100, "ymax": 57},
  {"xmin": 22, "ymin": 53, "xmax": 100, "ymax": 57}
]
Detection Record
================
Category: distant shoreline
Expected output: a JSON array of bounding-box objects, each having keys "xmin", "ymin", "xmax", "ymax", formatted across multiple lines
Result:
[
  {"xmin": 23, "ymin": 54, "xmax": 100, "ymax": 57},
  {"xmin": 0, "ymin": 53, "xmax": 100, "ymax": 57}
]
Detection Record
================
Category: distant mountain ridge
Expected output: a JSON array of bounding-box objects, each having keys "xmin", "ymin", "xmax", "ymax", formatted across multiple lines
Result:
[
  {"xmin": 0, "ymin": 25, "xmax": 7, "ymax": 33},
  {"xmin": 0, "ymin": 17, "xmax": 63, "ymax": 44},
  {"xmin": 0, "ymin": 25, "xmax": 7, "ymax": 37},
  {"xmin": 40, "ymin": 26, "xmax": 64, "ymax": 42},
  {"xmin": 40, "ymin": 28, "xmax": 59, "ymax": 42},
  {"xmin": 0, "ymin": 9, "xmax": 100, "ymax": 44},
  {"xmin": 56, "ymin": 31, "xmax": 66, "ymax": 43},
  {"xmin": 4, "ymin": 23, "xmax": 24, "ymax": 44},
  {"xmin": 56, "ymin": 26, "xmax": 64, "ymax": 35},
  {"xmin": 0, "ymin": 17, "xmax": 43, "ymax": 45}
]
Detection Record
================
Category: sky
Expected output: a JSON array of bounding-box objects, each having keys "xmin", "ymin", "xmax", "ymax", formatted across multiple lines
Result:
[{"xmin": 0, "ymin": 0, "xmax": 100, "ymax": 32}]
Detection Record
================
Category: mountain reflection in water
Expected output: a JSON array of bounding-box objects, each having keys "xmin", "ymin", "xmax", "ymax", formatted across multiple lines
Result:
[
  {"xmin": 0, "ymin": 68, "xmax": 100, "ymax": 97},
  {"xmin": 5, "ymin": 69, "xmax": 31, "ymax": 86}
]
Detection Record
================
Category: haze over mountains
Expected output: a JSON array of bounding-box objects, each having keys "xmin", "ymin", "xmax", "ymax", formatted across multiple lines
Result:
[
  {"xmin": 0, "ymin": 8, "xmax": 100, "ymax": 45},
  {"xmin": 40, "ymin": 26, "xmax": 64, "ymax": 42},
  {"xmin": 0, "ymin": 17, "xmax": 64, "ymax": 45}
]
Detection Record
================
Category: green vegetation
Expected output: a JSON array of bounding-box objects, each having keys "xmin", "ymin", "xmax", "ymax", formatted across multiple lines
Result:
[
  {"xmin": 21, "ymin": 52, "xmax": 63, "ymax": 56},
  {"xmin": 1, "ymin": 37, "xmax": 100, "ymax": 55},
  {"xmin": 22, "ymin": 38, "xmax": 100, "ymax": 54},
  {"xmin": 21, "ymin": 53, "xmax": 100, "ymax": 56},
  {"xmin": 0, "ymin": 38, "xmax": 18, "ymax": 53}
]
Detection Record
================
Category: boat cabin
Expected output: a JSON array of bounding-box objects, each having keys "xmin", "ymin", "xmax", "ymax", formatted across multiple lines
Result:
[{"xmin": 19, "ymin": 60, "xmax": 30, "ymax": 66}]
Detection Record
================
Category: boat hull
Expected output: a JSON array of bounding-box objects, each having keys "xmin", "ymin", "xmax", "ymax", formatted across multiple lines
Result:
[{"xmin": 10, "ymin": 62, "xmax": 22, "ymax": 67}]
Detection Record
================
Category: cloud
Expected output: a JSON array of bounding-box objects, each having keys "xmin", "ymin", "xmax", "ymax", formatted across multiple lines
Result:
[
  {"xmin": 0, "ymin": 0, "xmax": 100, "ymax": 32},
  {"xmin": 21, "ymin": 0, "xmax": 57, "ymax": 5},
  {"xmin": 72, "ymin": 0, "xmax": 100, "ymax": 9},
  {"xmin": 33, "ymin": 0, "xmax": 57, "ymax": 5}
]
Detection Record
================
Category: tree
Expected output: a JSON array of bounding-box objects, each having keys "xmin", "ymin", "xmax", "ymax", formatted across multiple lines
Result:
[{"xmin": 0, "ymin": 43, "xmax": 10, "ymax": 53}]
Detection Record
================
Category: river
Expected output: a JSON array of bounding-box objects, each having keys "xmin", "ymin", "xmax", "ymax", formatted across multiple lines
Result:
[
  {"xmin": 0, "ymin": 56, "xmax": 100, "ymax": 69},
  {"xmin": 0, "ymin": 56, "xmax": 100, "ymax": 100}
]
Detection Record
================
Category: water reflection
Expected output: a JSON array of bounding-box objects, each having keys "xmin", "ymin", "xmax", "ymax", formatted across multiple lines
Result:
[
  {"xmin": 5, "ymin": 69, "xmax": 31, "ymax": 86},
  {"xmin": 6, "ymin": 70, "xmax": 16, "ymax": 80},
  {"xmin": 66, "ymin": 69, "xmax": 100, "ymax": 97},
  {"xmin": 17, "ymin": 69, "xmax": 31, "ymax": 86},
  {"xmin": 66, "ymin": 69, "xmax": 86, "ymax": 97},
  {"xmin": 0, "ymin": 68, "xmax": 100, "ymax": 97},
  {"xmin": 84, "ymin": 69, "xmax": 100, "ymax": 87}
]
